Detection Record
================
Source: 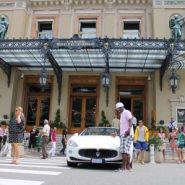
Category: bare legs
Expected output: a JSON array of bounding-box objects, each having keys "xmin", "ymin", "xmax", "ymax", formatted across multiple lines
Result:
[
  {"xmin": 162, "ymin": 149, "xmax": 166, "ymax": 160},
  {"xmin": 137, "ymin": 150, "xmax": 145, "ymax": 164},
  {"xmin": 171, "ymin": 148, "xmax": 175, "ymax": 160},
  {"xmin": 11, "ymin": 143, "xmax": 20, "ymax": 164},
  {"xmin": 177, "ymin": 148, "xmax": 184, "ymax": 163},
  {"xmin": 121, "ymin": 153, "xmax": 130, "ymax": 170}
]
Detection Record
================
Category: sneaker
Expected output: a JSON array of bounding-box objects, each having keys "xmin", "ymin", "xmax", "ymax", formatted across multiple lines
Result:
[
  {"xmin": 141, "ymin": 161, "xmax": 145, "ymax": 165},
  {"xmin": 115, "ymin": 168, "xmax": 124, "ymax": 172}
]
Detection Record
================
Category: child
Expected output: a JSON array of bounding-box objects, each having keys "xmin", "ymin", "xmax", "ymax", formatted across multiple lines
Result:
[
  {"xmin": 177, "ymin": 127, "xmax": 185, "ymax": 163},
  {"xmin": 35, "ymin": 131, "xmax": 42, "ymax": 153}
]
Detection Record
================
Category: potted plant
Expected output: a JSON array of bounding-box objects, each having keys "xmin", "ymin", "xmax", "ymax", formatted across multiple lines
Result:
[
  {"xmin": 51, "ymin": 108, "xmax": 66, "ymax": 133},
  {"xmin": 148, "ymin": 135, "xmax": 163, "ymax": 163}
]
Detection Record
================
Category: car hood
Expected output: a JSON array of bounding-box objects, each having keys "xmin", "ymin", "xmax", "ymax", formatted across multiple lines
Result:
[{"xmin": 69, "ymin": 135, "xmax": 120, "ymax": 149}]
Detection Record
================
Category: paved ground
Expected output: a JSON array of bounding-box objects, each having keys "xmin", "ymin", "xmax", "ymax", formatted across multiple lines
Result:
[
  {"xmin": 0, "ymin": 156, "xmax": 185, "ymax": 185},
  {"xmin": 0, "ymin": 149, "xmax": 185, "ymax": 185}
]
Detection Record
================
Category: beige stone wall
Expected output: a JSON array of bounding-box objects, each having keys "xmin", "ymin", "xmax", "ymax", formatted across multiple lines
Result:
[
  {"xmin": 0, "ymin": 68, "xmax": 18, "ymax": 118},
  {"xmin": 0, "ymin": 10, "xmax": 28, "ymax": 38},
  {"xmin": 25, "ymin": 5, "xmax": 152, "ymax": 39},
  {"xmin": 154, "ymin": 69, "xmax": 185, "ymax": 126},
  {"xmin": 1, "ymin": 1, "xmax": 184, "ymax": 130},
  {"xmin": 104, "ymin": 13, "xmax": 115, "ymax": 37},
  {"xmin": 60, "ymin": 14, "xmax": 73, "ymax": 38},
  {"xmin": 0, "ymin": 10, "xmax": 14, "ymax": 39}
]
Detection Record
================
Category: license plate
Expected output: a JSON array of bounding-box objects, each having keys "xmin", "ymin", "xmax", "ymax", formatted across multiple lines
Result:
[{"xmin": 91, "ymin": 159, "xmax": 103, "ymax": 164}]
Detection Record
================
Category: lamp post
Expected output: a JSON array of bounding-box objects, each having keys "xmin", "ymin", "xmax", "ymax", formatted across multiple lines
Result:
[
  {"xmin": 101, "ymin": 38, "xmax": 111, "ymax": 107},
  {"xmin": 101, "ymin": 71, "xmax": 110, "ymax": 88},
  {"xmin": 39, "ymin": 43, "xmax": 48, "ymax": 91},
  {"xmin": 101, "ymin": 70, "xmax": 110, "ymax": 106},
  {"xmin": 169, "ymin": 69, "xmax": 178, "ymax": 94},
  {"xmin": 39, "ymin": 66, "xmax": 47, "ymax": 91}
]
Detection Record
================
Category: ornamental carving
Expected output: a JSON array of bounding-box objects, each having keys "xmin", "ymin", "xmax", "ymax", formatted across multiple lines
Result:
[{"xmin": 169, "ymin": 95, "xmax": 185, "ymax": 119}]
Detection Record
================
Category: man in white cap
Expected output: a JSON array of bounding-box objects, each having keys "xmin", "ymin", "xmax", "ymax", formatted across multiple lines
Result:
[{"xmin": 116, "ymin": 102, "xmax": 133, "ymax": 171}]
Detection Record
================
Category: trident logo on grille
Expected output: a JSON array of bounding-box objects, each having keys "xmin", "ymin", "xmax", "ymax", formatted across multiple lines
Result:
[{"xmin": 96, "ymin": 151, "xmax": 100, "ymax": 157}]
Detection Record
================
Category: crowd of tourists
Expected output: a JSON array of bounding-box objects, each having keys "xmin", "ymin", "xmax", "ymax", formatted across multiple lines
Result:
[
  {"xmin": 114, "ymin": 102, "xmax": 185, "ymax": 172},
  {"xmin": 0, "ymin": 104, "xmax": 185, "ymax": 168},
  {"xmin": 0, "ymin": 106, "xmax": 67, "ymax": 164}
]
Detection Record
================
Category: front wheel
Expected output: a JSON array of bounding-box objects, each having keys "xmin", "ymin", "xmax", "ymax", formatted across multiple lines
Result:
[{"xmin": 67, "ymin": 161, "xmax": 78, "ymax": 167}]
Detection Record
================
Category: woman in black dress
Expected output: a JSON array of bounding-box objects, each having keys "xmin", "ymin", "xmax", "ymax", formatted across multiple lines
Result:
[{"xmin": 9, "ymin": 106, "xmax": 25, "ymax": 164}]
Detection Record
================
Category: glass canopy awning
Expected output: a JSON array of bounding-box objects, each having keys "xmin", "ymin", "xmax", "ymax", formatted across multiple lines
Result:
[
  {"xmin": 0, "ymin": 38, "xmax": 184, "ymax": 71},
  {"xmin": 0, "ymin": 37, "xmax": 185, "ymax": 104}
]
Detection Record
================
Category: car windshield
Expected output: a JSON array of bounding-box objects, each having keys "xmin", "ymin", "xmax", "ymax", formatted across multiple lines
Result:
[{"xmin": 80, "ymin": 127, "xmax": 118, "ymax": 136}]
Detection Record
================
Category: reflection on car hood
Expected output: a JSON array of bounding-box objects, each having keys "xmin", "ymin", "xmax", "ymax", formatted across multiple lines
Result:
[{"xmin": 69, "ymin": 135, "xmax": 120, "ymax": 148}]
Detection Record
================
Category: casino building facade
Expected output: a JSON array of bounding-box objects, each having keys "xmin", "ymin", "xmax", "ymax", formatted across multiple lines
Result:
[{"xmin": 0, "ymin": 0, "xmax": 185, "ymax": 133}]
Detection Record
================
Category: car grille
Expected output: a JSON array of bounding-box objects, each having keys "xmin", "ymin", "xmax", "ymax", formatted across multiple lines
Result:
[{"xmin": 79, "ymin": 149, "xmax": 117, "ymax": 159}]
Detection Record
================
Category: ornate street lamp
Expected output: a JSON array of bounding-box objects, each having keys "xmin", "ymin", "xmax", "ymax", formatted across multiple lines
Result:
[
  {"xmin": 169, "ymin": 69, "xmax": 178, "ymax": 94},
  {"xmin": 39, "ymin": 66, "xmax": 47, "ymax": 91},
  {"xmin": 101, "ymin": 38, "xmax": 111, "ymax": 106},
  {"xmin": 101, "ymin": 71, "xmax": 110, "ymax": 88},
  {"xmin": 39, "ymin": 43, "xmax": 49, "ymax": 91},
  {"xmin": 101, "ymin": 70, "xmax": 110, "ymax": 106}
]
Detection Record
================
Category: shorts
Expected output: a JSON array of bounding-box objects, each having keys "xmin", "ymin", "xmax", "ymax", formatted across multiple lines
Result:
[
  {"xmin": 120, "ymin": 135, "xmax": 132, "ymax": 154},
  {"xmin": 135, "ymin": 141, "xmax": 148, "ymax": 151},
  {"xmin": 178, "ymin": 144, "xmax": 184, "ymax": 149}
]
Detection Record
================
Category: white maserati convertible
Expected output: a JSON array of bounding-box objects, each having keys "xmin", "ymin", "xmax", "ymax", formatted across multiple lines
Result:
[{"xmin": 66, "ymin": 127, "xmax": 122, "ymax": 167}]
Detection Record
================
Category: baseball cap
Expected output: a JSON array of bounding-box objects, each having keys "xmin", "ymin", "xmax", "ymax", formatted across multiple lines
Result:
[{"xmin": 116, "ymin": 102, "xmax": 124, "ymax": 109}]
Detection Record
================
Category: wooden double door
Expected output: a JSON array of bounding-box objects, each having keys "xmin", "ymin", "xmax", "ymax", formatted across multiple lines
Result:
[
  {"xmin": 69, "ymin": 96, "xmax": 97, "ymax": 133},
  {"xmin": 26, "ymin": 95, "xmax": 50, "ymax": 128},
  {"xmin": 23, "ymin": 76, "xmax": 53, "ymax": 131},
  {"xmin": 68, "ymin": 76, "xmax": 99, "ymax": 134},
  {"xmin": 117, "ymin": 77, "xmax": 147, "ymax": 125}
]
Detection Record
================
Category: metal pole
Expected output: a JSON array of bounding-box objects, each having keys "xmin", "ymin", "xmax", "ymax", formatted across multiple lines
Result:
[{"xmin": 150, "ymin": 144, "xmax": 156, "ymax": 164}]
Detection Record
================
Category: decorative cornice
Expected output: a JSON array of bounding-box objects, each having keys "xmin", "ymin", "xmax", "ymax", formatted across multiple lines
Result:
[
  {"xmin": 0, "ymin": 1, "xmax": 30, "ymax": 11},
  {"xmin": 30, "ymin": 0, "xmax": 151, "ymax": 7}
]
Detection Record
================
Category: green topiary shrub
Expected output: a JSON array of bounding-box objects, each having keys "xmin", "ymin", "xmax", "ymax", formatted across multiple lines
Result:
[
  {"xmin": 51, "ymin": 108, "xmax": 65, "ymax": 128},
  {"xmin": 98, "ymin": 110, "xmax": 110, "ymax": 127}
]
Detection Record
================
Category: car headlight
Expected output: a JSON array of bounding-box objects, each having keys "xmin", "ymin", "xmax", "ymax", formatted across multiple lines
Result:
[{"xmin": 68, "ymin": 140, "xmax": 78, "ymax": 147}]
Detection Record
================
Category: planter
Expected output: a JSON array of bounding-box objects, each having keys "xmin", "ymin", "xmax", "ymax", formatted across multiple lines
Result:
[
  {"xmin": 142, "ymin": 151, "xmax": 163, "ymax": 163},
  {"xmin": 137, "ymin": 151, "xmax": 150, "ymax": 163},
  {"xmin": 144, "ymin": 151, "xmax": 150, "ymax": 163},
  {"xmin": 155, "ymin": 151, "xmax": 163, "ymax": 163}
]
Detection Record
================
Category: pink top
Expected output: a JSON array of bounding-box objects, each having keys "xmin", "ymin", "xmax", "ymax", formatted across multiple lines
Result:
[
  {"xmin": 51, "ymin": 130, "xmax": 57, "ymax": 142},
  {"xmin": 119, "ymin": 109, "xmax": 132, "ymax": 136},
  {"xmin": 0, "ymin": 127, "xmax": 4, "ymax": 137},
  {"xmin": 169, "ymin": 131, "xmax": 177, "ymax": 149}
]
